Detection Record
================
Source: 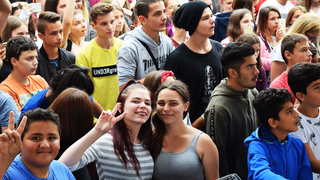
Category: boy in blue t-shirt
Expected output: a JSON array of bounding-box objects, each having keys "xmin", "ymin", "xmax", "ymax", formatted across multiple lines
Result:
[
  {"xmin": 0, "ymin": 108, "xmax": 75, "ymax": 180},
  {"xmin": 244, "ymin": 88, "xmax": 312, "ymax": 179}
]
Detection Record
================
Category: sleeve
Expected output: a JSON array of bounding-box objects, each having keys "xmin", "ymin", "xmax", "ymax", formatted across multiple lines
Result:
[
  {"xmin": 247, "ymin": 141, "xmax": 288, "ymax": 180},
  {"xmin": 204, "ymin": 104, "xmax": 231, "ymax": 177},
  {"xmin": 164, "ymin": 53, "xmax": 183, "ymax": 80},
  {"xmin": 271, "ymin": 45, "xmax": 285, "ymax": 62},
  {"xmin": 298, "ymin": 141, "xmax": 313, "ymax": 180},
  {"xmin": 18, "ymin": 10, "xmax": 31, "ymax": 23},
  {"xmin": 259, "ymin": 37, "xmax": 272, "ymax": 71},
  {"xmin": 76, "ymin": 51, "xmax": 89, "ymax": 68},
  {"xmin": 0, "ymin": 85, "xmax": 20, "ymax": 112},
  {"xmin": 220, "ymin": 37, "xmax": 229, "ymax": 47},
  {"xmin": 68, "ymin": 142, "xmax": 100, "ymax": 171},
  {"xmin": 0, "ymin": 94, "xmax": 19, "ymax": 127},
  {"xmin": 117, "ymin": 44, "xmax": 138, "ymax": 86}
]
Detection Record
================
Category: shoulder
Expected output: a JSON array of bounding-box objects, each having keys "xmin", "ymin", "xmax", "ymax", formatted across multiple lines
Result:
[
  {"xmin": 50, "ymin": 160, "xmax": 75, "ymax": 179},
  {"xmin": 270, "ymin": 73, "xmax": 287, "ymax": 88},
  {"xmin": 29, "ymin": 75, "xmax": 48, "ymax": 87}
]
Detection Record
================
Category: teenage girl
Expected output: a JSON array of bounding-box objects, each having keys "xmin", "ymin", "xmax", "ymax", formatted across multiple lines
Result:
[{"xmin": 285, "ymin": 5, "xmax": 307, "ymax": 28}]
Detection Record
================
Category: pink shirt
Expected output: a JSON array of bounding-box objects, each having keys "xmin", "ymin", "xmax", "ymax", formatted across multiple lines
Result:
[{"xmin": 269, "ymin": 71, "xmax": 296, "ymax": 103}]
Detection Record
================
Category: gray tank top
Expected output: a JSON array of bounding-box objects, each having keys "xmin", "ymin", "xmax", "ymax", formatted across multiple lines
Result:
[{"xmin": 152, "ymin": 130, "xmax": 204, "ymax": 180}]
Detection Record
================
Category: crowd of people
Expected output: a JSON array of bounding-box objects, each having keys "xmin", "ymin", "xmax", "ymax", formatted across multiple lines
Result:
[{"xmin": 0, "ymin": 0, "xmax": 320, "ymax": 179}]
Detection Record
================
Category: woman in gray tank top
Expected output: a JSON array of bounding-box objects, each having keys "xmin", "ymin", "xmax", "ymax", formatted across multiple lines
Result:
[{"xmin": 151, "ymin": 80, "xmax": 219, "ymax": 180}]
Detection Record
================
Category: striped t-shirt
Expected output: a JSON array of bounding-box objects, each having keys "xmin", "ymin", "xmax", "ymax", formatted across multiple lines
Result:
[{"xmin": 69, "ymin": 133, "xmax": 154, "ymax": 180}]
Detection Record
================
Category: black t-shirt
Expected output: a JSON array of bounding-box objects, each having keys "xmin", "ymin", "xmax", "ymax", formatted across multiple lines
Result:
[{"xmin": 165, "ymin": 39, "xmax": 223, "ymax": 123}]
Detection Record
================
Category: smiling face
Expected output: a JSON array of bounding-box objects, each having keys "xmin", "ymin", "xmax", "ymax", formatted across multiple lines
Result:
[
  {"xmin": 21, "ymin": 121, "xmax": 60, "ymax": 170},
  {"xmin": 235, "ymin": 55, "xmax": 259, "ymax": 90},
  {"xmin": 123, "ymin": 89, "xmax": 152, "ymax": 126},
  {"xmin": 193, "ymin": 7, "xmax": 215, "ymax": 37},
  {"xmin": 92, "ymin": 12, "xmax": 115, "ymax": 39},
  {"xmin": 157, "ymin": 88, "xmax": 189, "ymax": 125},
  {"xmin": 12, "ymin": 49, "xmax": 38, "ymax": 76},
  {"xmin": 70, "ymin": 13, "xmax": 87, "ymax": 38}
]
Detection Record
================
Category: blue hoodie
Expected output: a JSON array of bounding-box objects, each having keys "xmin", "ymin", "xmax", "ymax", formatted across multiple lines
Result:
[
  {"xmin": 244, "ymin": 125, "xmax": 312, "ymax": 180},
  {"xmin": 211, "ymin": 11, "xmax": 232, "ymax": 42}
]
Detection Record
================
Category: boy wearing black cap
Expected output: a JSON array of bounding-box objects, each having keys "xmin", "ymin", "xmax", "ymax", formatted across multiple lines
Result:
[
  {"xmin": 164, "ymin": 1, "xmax": 223, "ymax": 123},
  {"xmin": 117, "ymin": 0, "xmax": 174, "ymax": 89}
]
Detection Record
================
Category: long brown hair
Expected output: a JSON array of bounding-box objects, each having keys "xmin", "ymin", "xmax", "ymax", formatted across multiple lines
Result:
[
  {"xmin": 152, "ymin": 80, "xmax": 190, "ymax": 160},
  {"xmin": 1, "ymin": 16, "xmax": 27, "ymax": 42},
  {"xmin": 285, "ymin": 5, "xmax": 307, "ymax": 28},
  {"xmin": 49, "ymin": 87, "xmax": 94, "ymax": 159},
  {"xmin": 227, "ymin": 9, "xmax": 252, "ymax": 42},
  {"xmin": 112, "ymin": 80, "xmax": 153, "ymax": 178}
]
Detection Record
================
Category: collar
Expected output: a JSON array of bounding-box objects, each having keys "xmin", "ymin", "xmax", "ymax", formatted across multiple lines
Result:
[{"xmin": 39, "ymin": 45, "xmax": 62, "ymax": 61}]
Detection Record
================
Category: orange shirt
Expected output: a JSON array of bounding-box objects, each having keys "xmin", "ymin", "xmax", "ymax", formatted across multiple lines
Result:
[{"xmin": 0, "ymin": 75, "xmax": 49, "ymax": 112}]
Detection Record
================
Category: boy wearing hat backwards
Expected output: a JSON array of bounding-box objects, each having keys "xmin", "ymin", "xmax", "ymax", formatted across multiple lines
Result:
[{"xmin": 165, "ymin": 1, "xmax": 223, "ymax": 123}]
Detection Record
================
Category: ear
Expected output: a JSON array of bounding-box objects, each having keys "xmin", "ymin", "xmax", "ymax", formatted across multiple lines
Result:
[
  {"xmin": 138, "ymin": 15, "xmax": 147, "ymax": 26},
  {"xmin": 118, "ymin": 103, "xmax": 122, "ymax": 113},
  {"xmin": 228, "ymin": 68, "xmax": 238, "ymax": 79},
  {"xmin": 284, "ymin": 50, "xmax": 292, "ymax": 61},
  {"xmin": 219, "ymin": 0, "xmax": 223, "ymax": 6},
  {"xmin": 38, "ymin": 32, "xmax": 44, "ymax": 41},
  {"xmin": 91, "ymin": 22, "xmax": 96, "ymax": 30},
  {"xmin": 268, "ymin": 118, "xmax": 278, "ymax": 129},
  {"xmin": 295, "ymin": 92, "xmax": 305, "ymax": 102},
  {"xmin": 184, "ymin": 101, "xmax": 190, "ymax": 112},
  {"xmin": 11, "ymin": 57, "xmax": 18, "ymax": 67}
]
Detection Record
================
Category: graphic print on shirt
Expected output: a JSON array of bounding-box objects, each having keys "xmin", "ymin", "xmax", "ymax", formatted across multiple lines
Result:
[
  {"xmin": 307, "ymin": 119, "xmax": 312, "ymax": 124},
  {"xmin": 142, "ymin": 54, "xmax": 168, "ymax": 71},
  {"xmin": 203, "ymin": 65, "xmax": 216, "ymax": 104},
  {"xmin": 210, "ymin": 108, "xmax": 215, "ymax": 142},
  {"xmin": 19, "ymin": 89, "xmax": 42, "ymax": 108},
  {"xmin": 298, "ymin": 116, "xmax": 304, "ymax": 129},
  {"xmin": 310, "ymin": 132, "xmax": 317, "ymax": 146},
  {"xmin": 315, "ymin": 119, "xmax": 320, "ymax": 126}
]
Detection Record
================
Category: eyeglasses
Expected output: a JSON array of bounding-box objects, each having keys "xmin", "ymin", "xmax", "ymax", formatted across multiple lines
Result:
[
  {"xmin": 11, "ymin": 2, "xmax": 27, "ymax": 7},
  {"xmin": 305, "ymin": 32, "xmax": 320, "ymax": 43}
]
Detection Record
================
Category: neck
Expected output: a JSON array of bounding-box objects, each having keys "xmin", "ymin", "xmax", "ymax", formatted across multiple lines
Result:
[
  {"xmin": 185, "ymin": 35, "xmax": 212, "ymax": 54},
  {"xmin": 296, "ymin": 103, "xmax": 319, "ymax": 118},
  {"xmin": 276, "ymin": 0, "xmax": 287, "ymax": 5},
  {"xmin": 10, "ymin": 71, "xmax": 29, "ymax": 85},
  {"xmin": 285, "ymin": 64, "xmax": 293, "ymax": 75},
  {"xmin": 43, "ymin": 43, "xmax": 59, "ymax": 59},
  {"xmin": 114, "ymin": 31, "xmax": 120, "ymax": 38},
  {"xmin": 227, "ymin": 77, "xmax": 246, "ymax": 92},
  {"xmin": 172, "ymin": 28, "xmax": 187, "ymax": 45},
  {"xmin": 95, "ymin": 36, "xmax": 114, "ymax": 50},
  {"xmin": 124, "ymin": 120, "xmax": 142, "ymax": 144},
  {"xmin": 270, "ymin": 128, "xmax": 288, "ymax": 142},
  {"xmin": 268, "ymin": 29, "xmax": 276, "ymax": 37},
  {"xmin": 21, "ymin": 156, "xmax": 50, "ymax": 178},
  {"xmin": 164, "ymin": 120, "xmax": 188, "ymax": 138},
  {"xmin": 142, "ymin": 26, "xmax": 160, "ymax": 43},
  {"xmin": 69, "ymin": 34, "xmax": 82, "ymax": 46}
]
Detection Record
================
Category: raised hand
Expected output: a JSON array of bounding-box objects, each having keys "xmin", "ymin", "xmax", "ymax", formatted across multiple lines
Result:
[
  {"xmin": 0, "ymin": 111, "xmax": 27, "ymax": 158},
  {"xmin": 94, "ymin": 103, "xmax": 127, "ymax": 134}
]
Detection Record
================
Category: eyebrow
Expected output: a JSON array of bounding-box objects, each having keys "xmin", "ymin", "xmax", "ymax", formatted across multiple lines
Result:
[
  {"xmin": 285, "ymin": 106, "xmax": 293, "ymax": 113},
  {"xmin": 132, "ymin": 97, "xmax": 151, "ymax": 101},
  {"xmin": 30, "ymin": 133, "xmax": 58, "ymax": 136},
  {"xmin": 313, "ymin": 83, "xmax": 320, "ymax": 87}
]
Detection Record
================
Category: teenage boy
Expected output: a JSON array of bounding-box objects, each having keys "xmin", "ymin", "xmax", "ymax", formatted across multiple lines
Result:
[
  {"xmin": 76, "ymin": 3, "xmax": 122, "ymax": 112},
  {"xmin": 270, "ymin": 33, "xmax": 312, "ymax": 103},
  {"xmin": 37, "ymin": 11, "xmax": 75, "ymax": 83},
  {"xmin": 288, "ymin": 62, "xmax": 320, "ymax": 179},
  {"xmin": 204, "ymin": 42, "xmax": 259, "ymax": 179},
  {"xmin": 245, "ymin": 88, "xmax": 313, "ymax": 179},
  {"xmin": 0, "ymin": 109, "xmax": 75, "ymax": 179},
  {"xmin": 0, "ymin": 36, "xmax": 49, "ymax": 112},
  {"xmin": 117, "ymin": 0, "xmax": 174, "ymax": 89},
  {"xmin": 165, "ymin": 1, "xmax": 223, "ymax": 122}
]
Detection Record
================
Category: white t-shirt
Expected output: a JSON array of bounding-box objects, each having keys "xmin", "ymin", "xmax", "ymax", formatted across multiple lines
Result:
[
  {"xmin": 311, "ymin": 8, "xmax": 320, "ymax": 17},
  {"xmin": 290, "ymin": 107, "xmax": 320, "ymax": 180},
  {"xmin": 257, "ymin": 0, "xmax": 294, "ymax": 23},
  {"xmin": 271, "ymin": 43, "xmax": 284, "ymax": 62}
]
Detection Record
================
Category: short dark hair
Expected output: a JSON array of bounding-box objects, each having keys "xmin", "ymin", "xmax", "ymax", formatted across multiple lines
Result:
[
  {"xmin": 37, "ymin": 11, "xmax": 61, "ymax": 35},
  {"xmin": 90, "ymin": 3, "xmax": 114, "ymax": 24},
  {"xmin": 50, "ymin": 65, "xmax": 94, "ymax": 102},
  {"xmin": 19, "ymin": 108, "xmax": 61, "ymax": 140},
  {"xmin": 253, "ymin": 88, "xmax": 293, "ymax": 130},
  {"xmin": 281, "ymin": 33, "xmax": 308, "ymax": 64},
  {"xmin": 220, "ymin": 42, "xmax": 255, "ymax": 77},
  {"xmin": 309, "ymin": 42, "xmax": 319, "ymax": 58},
  {"xmin": 6, "ymin": 36, "xmax": 38, "ymax": 69},
  {"xmin": 134, "ymin": 0, "xmax": 162, "ymax": 18},
  {"xmin": 288, "ymin": 62, "xmax": 320, "ymax": 102}
]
